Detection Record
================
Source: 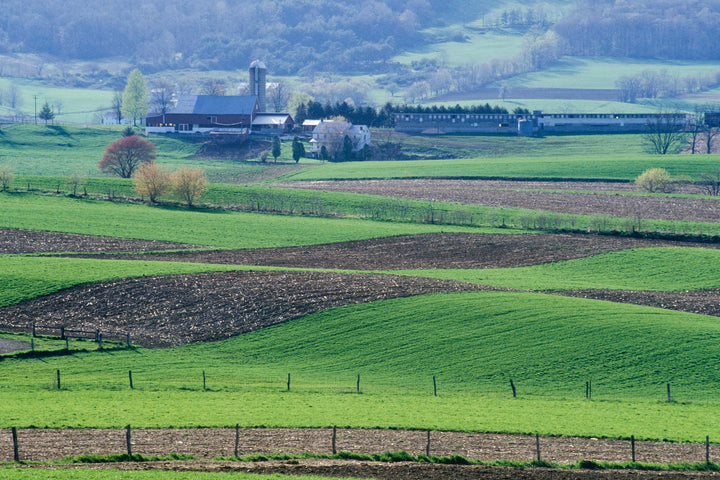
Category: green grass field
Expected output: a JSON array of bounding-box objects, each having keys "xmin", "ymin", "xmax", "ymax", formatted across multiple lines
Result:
[
  {"xmin": 0, "ymin": 78, "xmax": 114, "ymax": 124},
  {"xmin": 0, "ymin": 124, "xmax": 310, "ymax": 181},
  {"xmin": 2, "ymin": 292, "xmax": 720, "ymax": 441},
  {"xmin": 0, "ymin": 193, "xmax": 488, "ymax": 248},
  {"xmin": 393, "ymin": 247, "xmax": 720, "ymax": 291},
  {"xmin": 282, "ymin": 154, "xmax": 720, "ymax": 182},
  {"xmin": 497, "ymin": 57, "xmax": 720, "ymax": 90}
]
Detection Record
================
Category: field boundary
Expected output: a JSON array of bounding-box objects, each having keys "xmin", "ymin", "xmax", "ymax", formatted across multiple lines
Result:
[{"xmin": 2, "ymin": 427, "xmax": 718, "ymax": 467}]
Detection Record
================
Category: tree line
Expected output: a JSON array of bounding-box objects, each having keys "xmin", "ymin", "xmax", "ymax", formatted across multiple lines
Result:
[
  {"xmin": 0, "ymin": 0, "xmax": 478, "ymax": 75},
  {"xmin": 294, "ymin": 101, "xmax": 523, "ymax": 128},
  {"xmin": 553, "ymin": 0, "xmax": 720, "ymax": 60}
]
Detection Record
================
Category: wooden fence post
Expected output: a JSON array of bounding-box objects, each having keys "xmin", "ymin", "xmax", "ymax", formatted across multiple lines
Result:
[
  {"xmin": 97, "ymin": 333, "xmax": 103, "ymax": 349},
  {"xmin": 357, "ymin": 374, "xmax": 360, "ymax": 394},
  {"xmin": 203, "ymin": 371, "xmax": 206, "ymax": 391},
  {"xmin": 426, "ymin": 430, "xmax": 431, "ymax": 456},
  {"xmin": 59, "ymin": 326, "xmax": 65, "ymax": 340},
  {"xmin": 535, "ymin": 433, "xmax": 541, "ymax": 462},
  {"xmin": 332, "ymin": 426, "xmax": 337, "ymax": 455},
  {"xmin": 234, "ymin": 424, "xmax": 240, "ymax": 457},
  {"xmin": 707, "ymin": 435, "xmax": 710, "ymax": 464},
  {"xmin": 631, "ymin": 435, "xmax": 636, "ymax": 462},
  {"xmin": 56, "ymin": 369, "xmax": 60, "ymax": 390},
  {"xmin": 32, "ymin": 322, "xmax": 36, "ymax": 337},
  {"xmin": 667, "ymin": 383, "xmax": 672, "ymax": 402},
  {"xmin": 128, "ymin": 370, "xmax": 133, "ymax": 389},
  {"xmin": 433, "ymin": 376, "xmax": 437, "ymax": 397},
  {"xmin": 510, "ymin": 379, "xmax": 516, "ymax": 398},
  {"xmin": 126, "ymin": 425, "xmax": 132, "ymax": 456},
  {"xmin": 11, "ymin": 427, "xmax": 19, "ymax": 462},
  {"xmin": 65, "ymin": 338, "xmax": 69, "ymax": 351},
  {"xmin": 287, "ymin": 373, "xmax": 291, "ymax": 392},
  {"xmin": 126, "ymin": 333, "xmax": 131, "ymax": 347}
]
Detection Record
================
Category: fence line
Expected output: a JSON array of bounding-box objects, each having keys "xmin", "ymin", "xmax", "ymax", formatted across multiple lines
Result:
[
  {"xmin": 0, "ymin": 322, "xmax": 131, "ymax": 347},
  {"xmin": 2, "ymin": 426, "xmax": 718, "ymax": 466}
]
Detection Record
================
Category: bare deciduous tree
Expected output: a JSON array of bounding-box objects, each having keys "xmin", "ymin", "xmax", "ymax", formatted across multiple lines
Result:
[
  {"xmin": 641, "ymin": 113, "xmax": 688, "ymax": 155},
  {"xmin": 201, "ymin": 79, "xmax": 226, "ymax": 96},
  {"xmin": 150, "ymin": 80, "xmax": 174, "ymax": 118},
  {"xmin": 268, "ymin": 81, "xmax": 290, "ymax": 112},
  {"xmin": 697, "ymin": 168, "xmax": 720, "ymax": 196}
]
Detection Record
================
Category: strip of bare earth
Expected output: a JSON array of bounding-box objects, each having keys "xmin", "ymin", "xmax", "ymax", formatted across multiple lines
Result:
[
  {"xmin": 2, "ymin": 428, "xmax": 720, "ymax": 479},
  {"xmin": 277, "ymin": 180, "xmax": 720, "ymax": 224}
]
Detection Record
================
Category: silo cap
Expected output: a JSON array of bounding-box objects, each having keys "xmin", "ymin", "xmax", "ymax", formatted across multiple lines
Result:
[{"xmin": 250, "ymin": 60, "xmax": 267, "ymax": 69}]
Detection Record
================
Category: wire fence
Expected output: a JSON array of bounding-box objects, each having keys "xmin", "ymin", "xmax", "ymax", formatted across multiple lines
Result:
[{"xmin": 1, "ymin": 426, "xmax": 718, "ymax": 465}]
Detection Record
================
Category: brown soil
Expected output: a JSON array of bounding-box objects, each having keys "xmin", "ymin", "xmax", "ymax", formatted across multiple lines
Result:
[
  {"xmin": 0, "ymin": 270, "xmax": 490, "ymax": 347},
  {"xmin": 4, "ymin": 428, "xmax": 720, "ymax": 479},
  {"xmin": 0, "ymin": 228, "xmax": 198, "ymax": 254},
  {"xmin": 5, "ymin": 230, "xmax": 720, "ymax": 347},
  {"xmin": 68, "ymin": 232, "xmax": 717, "ymax": 271},
  {"xmin": 555, "ymin": 288, "xmax": 720, "ymax": 317},
  {"xmin": 278, "ymin": 179, "xmax": 720, "ymax": 223},
  {"xmin": 19, "ymin": 460, "xmax": 720, "ymax": 480}
]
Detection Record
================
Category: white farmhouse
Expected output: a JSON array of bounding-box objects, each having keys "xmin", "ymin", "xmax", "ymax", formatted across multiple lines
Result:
[{"xmin": 308, "ymin": 120, "xmax": 371, "ymax": 160}]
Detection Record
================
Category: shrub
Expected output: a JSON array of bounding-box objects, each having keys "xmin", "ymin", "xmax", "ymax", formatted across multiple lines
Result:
[
  {"xmin": 134, "ymin": 162, "xmax": 171, "ymax": 203},
  {"xmin": 0, "ymin": 166, "xmax": 14, "ymax": 191},
  {"xmin": 635, "ymin": 167, "xmax": 675, "ymax": 193},
  {"xmin": 172, "ymin": 167, "xmax": 208, "ymax": 206}
]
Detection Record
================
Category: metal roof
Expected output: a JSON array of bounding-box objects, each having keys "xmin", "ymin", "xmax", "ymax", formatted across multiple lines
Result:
[
  {"xmin": 253, "ymin": 113, "xmax": 293, "ymax": 125},
  {"xmin": 173, "ymin": 95, "xmax": 258, "ymax": 115}
]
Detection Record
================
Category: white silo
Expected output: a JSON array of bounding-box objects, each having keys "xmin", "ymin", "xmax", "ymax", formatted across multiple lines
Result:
[{"xmin": 249, "ymin": 60, "xmax": 267, "ymax": 112}]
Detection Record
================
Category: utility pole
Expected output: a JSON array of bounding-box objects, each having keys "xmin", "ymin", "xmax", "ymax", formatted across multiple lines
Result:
[{"xmin": 34, "ymin": 95, "xmax": 38, "ymax": 124}]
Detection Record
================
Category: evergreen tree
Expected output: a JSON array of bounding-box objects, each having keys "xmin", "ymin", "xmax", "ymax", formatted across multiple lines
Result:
[
  {"xmin": 342, "ymin": 134, "xmax": 354, "ymax": 162},
  {"xmin": 121, "ymin": 69, "xmax": 149, "ymax": 126},
  {"xmin": 291, "ymin": 137, "xmax": 305, "ymax": 163},
  {"xmin": 38, "ymin": 102, "xmax": 54, "ymax": 124},
  {"xmin": 271, "ymin": 135, "xmax": 282, "ymax": 162}
]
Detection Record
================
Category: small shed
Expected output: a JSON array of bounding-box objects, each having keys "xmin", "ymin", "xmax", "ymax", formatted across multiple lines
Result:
[{"xmin": 252, "ymin": 113, "xmax": 295, "ymax": 135}]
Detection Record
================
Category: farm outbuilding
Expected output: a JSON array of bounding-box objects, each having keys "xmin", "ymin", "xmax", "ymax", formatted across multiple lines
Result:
[{"xmin": 146, "ymin": 95, "xmax": 259, "ymax": 136}]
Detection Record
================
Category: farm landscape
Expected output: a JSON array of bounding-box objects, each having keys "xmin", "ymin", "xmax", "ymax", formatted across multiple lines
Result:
[
  {"xmin": 4, "ymin": 0, "xmax": 720, "ymax": 478},
  {"xmin": 3, "ymin": 126, "xmax": 720, "ymax": 480}
]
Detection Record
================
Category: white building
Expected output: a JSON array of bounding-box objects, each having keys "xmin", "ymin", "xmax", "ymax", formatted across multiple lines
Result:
[{"xmin": 308, "ymin": 120, "xmax": 371, "ymax": 159}]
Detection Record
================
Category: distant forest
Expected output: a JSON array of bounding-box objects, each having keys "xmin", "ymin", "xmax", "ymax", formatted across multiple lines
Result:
[
  {"xmin": 554, "ymin": 0, "xmax": 720, "ymax": 60},
  {"xmin": 0, "ymin": 0, "xmax": 473, "ymax": 74},
  {"xmin": 2, "ymin": 0, "xmax": 719, "ymax": 77}
]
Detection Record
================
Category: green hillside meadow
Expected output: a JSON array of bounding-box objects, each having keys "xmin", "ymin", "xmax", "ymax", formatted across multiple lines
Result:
[
  {"xmin": 2, "ymin": 292, "xmax": 720, "ymax": 442},
  {"xmin": 393, "ymin": 247, "xmax": 720, "ymax": 291},
  {"xmin": 283, "ymin": 155, "xmax": 720, "ymax": 182},
  {"xmin": 0, "ymin": 193, "xmax": 483, "ymax": 248}
]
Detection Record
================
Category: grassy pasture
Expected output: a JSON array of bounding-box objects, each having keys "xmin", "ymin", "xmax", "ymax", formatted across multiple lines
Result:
[
  {"xmin": 393, "ymin": 29, "xmax": 527, "ymax": 68},
  {"xmin": 6, "ymin": 186, "xmax": 720, "ymax": 244},
  {"xmin": 392, "ymin": 247, "xmax": 720, "ymax": 291},
  {"xmin": 283, "ymin": 154, "xmax": 720, "ymax": 182},
  {"xmin": 0, "ymin": 193, "xmax": 488, "ymax": 249},
  {"xmin": 0, "ymin": 124, "xmax": 267, "ymax": 179},
  {"xmin": 0, "ymin": 78, "xmax": 114, "ymax": 124},
  {"xmin": 497, "ymin": 57, "xmax": 720, "ymax": 90},
  {"xmin": 2, "ymin": 292, "xmax": 720, "ymax": 441}
]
